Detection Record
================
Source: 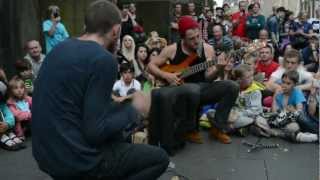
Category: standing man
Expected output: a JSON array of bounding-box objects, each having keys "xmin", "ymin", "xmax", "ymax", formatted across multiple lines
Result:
[
  {"xmin": 24, "ymin": 40, "xmax": 45, "ymax": 79},
  {"xmin": 170, "ymin": 2, "xmax": 182, "ymax": 44},
  {"xmin": 32, "ymin": 1, "xmax": 169, "ymax": 179},
  {"xmin": 246, "ymin": 2, "xmax": 265, "ymax": 40},
  {"xmin": 187, "ymin": 2, "xmax": 198, "ymax": 21},
  {"xmin": 266, "ymin": 7, "xmax": 286, "ymax": 46},
  {"xmin": 231, "ymin": 1, "xmax": 248, "ymax": 38},
  {"xmin": 42, "ymin": 5, "xmax": 69, "ymax": 54},
  {"xmin": 148, "ymin": 16, "xmax": 239, "ymax": 144}
]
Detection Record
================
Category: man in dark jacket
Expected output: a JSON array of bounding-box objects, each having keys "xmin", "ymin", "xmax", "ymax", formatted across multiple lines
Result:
[{"xmin": 32, "ymin": 1, "xmax": 169, "ymax": 179}]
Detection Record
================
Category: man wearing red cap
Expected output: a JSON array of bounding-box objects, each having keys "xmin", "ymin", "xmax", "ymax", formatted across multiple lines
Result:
[{"xmin": 148, "ymin": 16, "xmax": 239, "ymax": 144}]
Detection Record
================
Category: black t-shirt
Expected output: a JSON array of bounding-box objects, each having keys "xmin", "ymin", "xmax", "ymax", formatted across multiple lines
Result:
[
  {"xmin": 32, "ymin": 38, "xmax": 139, "ymax": 176},
  {"xmin": 171, "ymin": 41, "xmax": 206, "ymax": 83}
]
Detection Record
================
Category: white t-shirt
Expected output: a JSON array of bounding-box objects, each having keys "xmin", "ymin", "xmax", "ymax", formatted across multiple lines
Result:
[
  {"xmin": 270, "ymin": 66, "xmax": 313, "ymax": 85},
  {"xmin": 112, "ymin": 79, "xmax": 141, "ymax": 97}
]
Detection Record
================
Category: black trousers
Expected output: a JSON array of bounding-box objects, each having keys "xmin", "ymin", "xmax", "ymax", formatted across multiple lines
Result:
[
  {"xmin": 52, "ymin": 143, "xmax": 169, "ymax": 180},
  {"xmin": 148, "ymin": 81, "xmax": 239, "ymax": 154},
  {"xmin": 198, "ymin": 80, "xmax": 239, "ymax": 131}
]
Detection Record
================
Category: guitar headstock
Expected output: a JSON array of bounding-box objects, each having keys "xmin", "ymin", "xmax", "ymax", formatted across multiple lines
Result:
[
  {"xmin": 218, "ymin": 41, "xmax": 267, "ymax": 65},
  {"xmin": 244, "ymin": 41, "xmax": 267, "ymax": 56}
]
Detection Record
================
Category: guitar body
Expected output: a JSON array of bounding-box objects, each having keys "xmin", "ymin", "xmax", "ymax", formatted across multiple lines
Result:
[
  {"xmin": 155, "ymin": 53, "xmax": 198, "ymax": 86},
  {"xmin": 160, "ymin": 53, "xmax": 198, "ymax": 74},
  {"xmin": 160, "ymin": 63, "xmax": 187, "ymax": 74}
]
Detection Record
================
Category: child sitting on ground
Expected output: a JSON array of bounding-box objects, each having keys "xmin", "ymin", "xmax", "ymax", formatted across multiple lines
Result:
[
  {"xmin": 228, "ymin": 64, "xmax": 265, "ymax": 131},
  {"xmin": 0, "ymin": 75, "xmax": 25, "ymax": 151},
  {"xmin": 7, "ymin": 76, "xmax": 32, "ymax": 141},
  {"xmin": 296, "ymin": 72, "xmax": 319, "ymax": 134},
  {"xmin": 112, "ymin": 63, "xmax": 141, "ymax": 103},
  {"xmin": 15, "ymin": 59, "xmax": 34, "ymax": 95},
  {"xmin": 271, "ymin": 70, "xmax": 318, "ymax": 142},
  {"xmin": 0, "ymin": 99, "xmax": 25, "ymax": 151}
]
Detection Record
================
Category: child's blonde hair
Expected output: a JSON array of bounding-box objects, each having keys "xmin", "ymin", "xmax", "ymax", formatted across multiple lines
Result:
[
  {"xmin": 231, "ymin": 64, "xmax": 252, "ymax": 81},
  {"xmin": 8, "ymin": 76, "xmax": 25, "ymax": 99},
  {"xmin": 244, "ymin": 54, "xmax": 257, "ymax": 65}
]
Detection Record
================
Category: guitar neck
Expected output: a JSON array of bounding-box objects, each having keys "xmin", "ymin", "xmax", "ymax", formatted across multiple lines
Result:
[{"xmin": 180, "ymin": 60, "xmax": 216, "ymax": 79}]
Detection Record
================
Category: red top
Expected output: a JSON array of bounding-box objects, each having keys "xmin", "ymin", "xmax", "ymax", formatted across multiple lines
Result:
[
  {"xmin": 231, "ymin": 11, "xmax": 247, "ymax": 38},
  {"xmin": 255, "ymin": 60, "xmax": 279, "ymax": 81}
]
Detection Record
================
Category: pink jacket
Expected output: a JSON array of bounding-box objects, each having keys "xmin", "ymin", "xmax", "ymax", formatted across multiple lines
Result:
[{"xmin": 7, "ymin": 96, "xmax": 32, "ymax": 122}]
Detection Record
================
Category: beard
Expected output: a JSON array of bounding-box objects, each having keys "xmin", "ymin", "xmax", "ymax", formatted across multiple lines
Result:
[{"xmin": 106, "ymin": 38, "xmax": 119, "ymax": 55}]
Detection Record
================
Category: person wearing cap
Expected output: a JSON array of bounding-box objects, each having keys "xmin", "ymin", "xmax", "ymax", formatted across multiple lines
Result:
[
  {"xmin": 42, "ymin": 5, "xmax": 69, "ymax": 54},
  {"xmin": 148, "ymin": 16, "xmax": 239, "ymax": 144}
]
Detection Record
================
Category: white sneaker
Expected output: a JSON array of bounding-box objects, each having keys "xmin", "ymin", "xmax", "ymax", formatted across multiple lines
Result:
[{"xmin": 296, "ymin": 132, "xmax": 318, "ymax": 143}]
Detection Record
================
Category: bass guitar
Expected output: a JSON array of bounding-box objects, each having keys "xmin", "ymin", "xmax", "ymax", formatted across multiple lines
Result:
[{"xmin": 157, "ymin": 41, "xmax": 266, "ymax": 86}]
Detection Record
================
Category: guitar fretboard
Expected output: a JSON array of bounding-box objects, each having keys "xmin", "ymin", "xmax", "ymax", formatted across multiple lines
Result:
[{"xmin": 180, "ymin": 60, "xmax": 216, "ymax": 79}]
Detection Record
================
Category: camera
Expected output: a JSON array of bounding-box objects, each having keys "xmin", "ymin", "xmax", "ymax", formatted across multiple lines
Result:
[{"xmin": 53, "ymin": 10, "xmax": 59, "ymax": 18}]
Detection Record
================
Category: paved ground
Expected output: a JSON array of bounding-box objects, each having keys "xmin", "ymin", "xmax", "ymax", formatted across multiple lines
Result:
[{"xmin": 0, "ymin": 133, "xmax": 319, "ymax": 180}]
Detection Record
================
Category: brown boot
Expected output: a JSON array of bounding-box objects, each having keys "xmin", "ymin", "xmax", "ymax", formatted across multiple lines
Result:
[
  {"xmin": 183, "ymin": 131, "xmax": 203, "ymax": 144},
  {"xmin": 209, "ymin": 126, "xmax": 232, "ymax": 144}
]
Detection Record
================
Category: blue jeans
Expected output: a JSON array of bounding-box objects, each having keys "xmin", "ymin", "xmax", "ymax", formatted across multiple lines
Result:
[{"xmin": 297, "ymin": 112, "xmax": 319, "ymax": 134}]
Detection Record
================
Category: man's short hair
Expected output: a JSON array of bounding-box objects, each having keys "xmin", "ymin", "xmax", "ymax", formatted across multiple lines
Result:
[
  {"xmin": 24, "ymin": 40, "xmax": 40, "ymax": 51},
  {"xmin": 261, "ymin": 44, "xmax": 273, "ymax": 53},
  {"xmin": 276, "ymin": 7, "xmax": 286, "ymax": 13},
  {"xmin": 239, "ymin": 0, "xmax": 247, "ymax": 6},
  {"xmin": 248, "ymin": 4, "xmax": 256, "ymax": 11},
  {"xmin": 284, "ymin": 49, "xmax": 301, "ymax": 63},
  {"xmin": 215, "ymin": 7, "xmax": 224, "ymax": 12},
  {"xmin": 84, "ymin": 0, "xmax": 121, "ymax": 35},
  {"xmin": 282, "ymin": 70, "xmax": 299, "ymax": 84},
  {"xmin": 174, "ymin": 2, "xmax": 182, "ymax": 7}
]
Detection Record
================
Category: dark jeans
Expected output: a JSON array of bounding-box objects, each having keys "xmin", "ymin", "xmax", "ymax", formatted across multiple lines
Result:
[
  {"xmin": 198, "ymin": 80, "xmax": 239, "ymax": 131},
  {"xmin": 52, "ymin": 143, "xmax": 169, "ymax": 180},
  {"xmin": 297, "ymin": 112, "xmax": 319, "ymax": 134}
]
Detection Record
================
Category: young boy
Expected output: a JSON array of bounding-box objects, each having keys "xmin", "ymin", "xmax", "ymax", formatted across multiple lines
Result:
[
  {"xmin": 14, "ymin": 60, "xmax": 34, "ymax": 95},
  {"xmin": 228, "ymin": 64, "xmax": 265, "ymax": 129},
  {"xmin": 272, "ymin": 70, "xmax": 318, "ymax": 142},
  {"xmin": 112, "ymin": 63, "xmax": 141, "ymax": 103}
]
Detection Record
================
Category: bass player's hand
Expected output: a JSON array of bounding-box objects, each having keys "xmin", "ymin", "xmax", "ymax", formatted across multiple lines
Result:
[{"xmin": 163, "ymin": 72, "xmax": 181, "ymax": 85}]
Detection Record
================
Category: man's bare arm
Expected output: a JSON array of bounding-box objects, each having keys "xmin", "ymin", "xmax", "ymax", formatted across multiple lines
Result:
[{"xmin": 147, "ymin": 44, "xmax": 181, "ymax": 85}]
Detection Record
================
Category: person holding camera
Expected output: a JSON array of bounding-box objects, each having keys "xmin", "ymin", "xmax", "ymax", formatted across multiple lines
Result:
[
  {"xmin": 42, "ymin": 5, "xmax": 69, "ymax": 54},
  {"xmin": 231, "ymin": 1, "xmax": 248, "ymax": 38}
]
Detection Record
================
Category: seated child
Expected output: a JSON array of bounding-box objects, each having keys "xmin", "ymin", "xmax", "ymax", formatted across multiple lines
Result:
[
  {"xmin": 112, "ymin": 63, "xmax": 141, "ymax": 103},
  {"xmin": 0, "ymin": 101, "xmax": 25, "ymax": 151},
  {"xmin": 7, "ymin": 76, "xmax": 32, "ymax": 141},
  {"xmin": 297, "ymin": 73, "xmax": 319, "ymax": 134},
  {"xmin": 244, "ymin": 54, "xmax": 274, "ymax": 108},
  {"xmin": 15, "ymin": 59, "xmax": 34, "ymax": 95},
  {"xmin": 0, "ymin": 75, "xmax": 25, "ymax": 150},
  {"xmin": 228, "ymin": 64, "xmax": 265, "ymax": 129},
  {"xmin": 271, "ymin": 70, "xmax": 318, "ymax": 142},
  {"xmin": 243, "ymin": 54, "xmax": 265, "ymax": 83}
]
